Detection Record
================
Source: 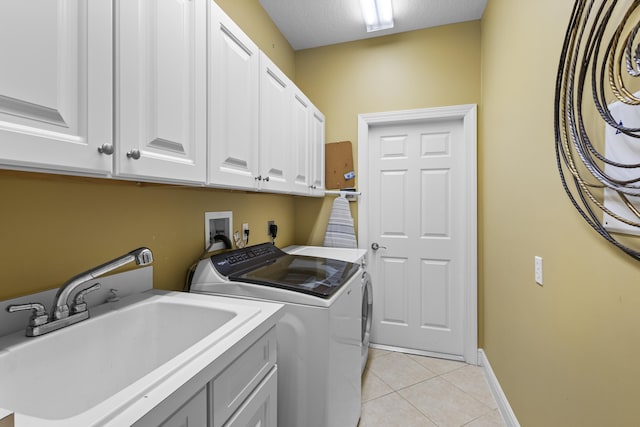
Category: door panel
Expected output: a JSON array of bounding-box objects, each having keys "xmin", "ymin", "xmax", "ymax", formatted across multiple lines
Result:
[
  {"xmin": 0, "ymin": 0, "xmax": 112, "ymax": 174},
  {"xmin": 310, "ymin": 108, "xmax": 325, "ymax": 195},
  {"xmin": 116, "ymin": 0, "xmax": 206, "ymax": 184},
  {"xmin": 259, "ymin": 52, "xmax": 292, "ymax": 192},
  {"xmin": 381, "ymin": 257, "xmax": 408, "ymax": 325},
  {"xmin": 209, "ymin": 2, "xmax": 260, "ymax": 188},
  {"xmin": 369, "ymin": 117, "xmax": 467, "ymax": 357},
  {"xmin": 291, "ymin": 91, "xmax": 310, "ymax": 194}
]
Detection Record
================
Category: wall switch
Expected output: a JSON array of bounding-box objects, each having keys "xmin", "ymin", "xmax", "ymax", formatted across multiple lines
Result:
[{"xmin": 534, "ymin": 256, "xmax": 543, "ymax": 286}]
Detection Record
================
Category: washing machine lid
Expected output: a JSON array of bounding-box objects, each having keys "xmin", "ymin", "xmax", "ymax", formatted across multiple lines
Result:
[{"xmin": 208, "ymin": 243, "xmax": 360, "ymax": 298}]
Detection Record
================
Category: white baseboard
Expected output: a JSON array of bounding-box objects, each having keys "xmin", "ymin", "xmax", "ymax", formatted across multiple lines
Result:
[{"xmin": 478, "ymin": 349, "xmax": 520, "ymax": 427}]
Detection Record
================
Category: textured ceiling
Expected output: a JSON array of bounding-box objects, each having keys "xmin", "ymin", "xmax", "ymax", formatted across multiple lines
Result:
[{"xmin": 258, "ymin": 0, "xmax": 488, "ymax": 50}]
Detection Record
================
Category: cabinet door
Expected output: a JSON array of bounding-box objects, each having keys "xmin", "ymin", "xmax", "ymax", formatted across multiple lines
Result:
[
  {"xmin": 209, "ymin": 2, "xmax": 260, "ymax": 190},
  {"xmin": 116, "ymin": 0, "xmax": 206, "ymax": 184},
  {"xmin": 0, "ymin": 0, "xmax": 112, "ymax": 175},
  {"xmin": 259, "ymin": 52, "xmax": 292, "ymax": 193},
  {"xmin": 310, "ymin": 107, "xmax": 326, "ymax": 196},
  {"xmin": 223, "ymin": 367, "xmax": 277, "ymax": 427},
  {"xmin": 291, "ymin": 89, "xmax": 311, "ymax": 195},
  {"xmin": 158, "ymin": 387, "xmax": 207, "ymax": 427}
]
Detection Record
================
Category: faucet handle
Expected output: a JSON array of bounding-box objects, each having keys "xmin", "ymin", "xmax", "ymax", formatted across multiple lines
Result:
[
  {"xmin": 6, "ymin": 303, "xmax": 49, "ymax": 326},
  {"xmin": 71, "ymin": 283, "xmax": 101, "ymax": 314}
]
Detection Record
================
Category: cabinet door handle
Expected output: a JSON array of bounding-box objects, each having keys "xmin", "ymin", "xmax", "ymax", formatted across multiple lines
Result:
[
  {"xmin": 254, "ymin": 175, "xmax": 262, "ymax": 181},
  {"xmin": 97, "ymin": 143, "xmax": 114, "ymax": 155},
  {"xmin": 126, "ymin": 149, "xmax": 141, "ymax": 160},
  {"xmin": 263, "ymin": 176, "xmax": 270, "ymax": 182}
]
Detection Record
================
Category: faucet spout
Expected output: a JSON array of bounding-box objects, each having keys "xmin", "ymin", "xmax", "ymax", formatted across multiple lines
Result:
[{"xmin": 51, "ymin": 247, "xmax": 153, "ymax": 320}]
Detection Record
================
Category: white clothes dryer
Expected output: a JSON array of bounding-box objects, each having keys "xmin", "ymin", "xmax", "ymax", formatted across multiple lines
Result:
[{"xmin": 189, "ymin": 243, "xmax": 362, "ymax": 427}]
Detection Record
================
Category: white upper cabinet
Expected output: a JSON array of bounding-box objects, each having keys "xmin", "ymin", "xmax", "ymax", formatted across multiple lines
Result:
[
  {"xmin": 208, "ymin": 2, "xmax": 260, "ymax": 190},
  {"xmin": 115, "ymin": 0, "xmax": 207, "ymax": 184},
  {"xmin": 310, "ymin": 107, "xmax": 326, "ymax": 196},
  {"xmin": 0, "ymin": 0, "xmax": 113, "ymax": 175},
  {"xmin": 290, "ymin": 88, "xmax": 326, "ymax": 197},
  {"xmin": 291, "ymin": 90, "xmax": 311, "ymax": 195},
  {"xmin": 259, "ymin": 52, "xmax": 293, "ymax": 193},
  {"xmin": 0, "ymin": 1, "xmax": 324, "ymax": 195}
]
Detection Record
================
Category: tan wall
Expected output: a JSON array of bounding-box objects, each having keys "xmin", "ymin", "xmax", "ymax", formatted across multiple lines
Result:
[
  {"xmin": 294, "ymin": 21, "xmax": 482, "ymax": 245},
  {"xmin": 481, "ymin": 0, "xmax": 640, "ymax": 425},
  {"xmin": 0, "ymin": 1, "xmax": 296, "ymax": 301},
  {"xmin": 0, "ymin": 171, "xmax": 296, "ymax": 299}
]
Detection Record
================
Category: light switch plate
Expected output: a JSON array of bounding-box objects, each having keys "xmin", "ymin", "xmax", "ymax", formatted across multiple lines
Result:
[{"xmin": 534, "ymin": 256, "xmax": 543, "ymax": 286}]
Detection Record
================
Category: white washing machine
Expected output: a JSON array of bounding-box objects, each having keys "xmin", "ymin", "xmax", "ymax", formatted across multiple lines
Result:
[
  {"xmin": 189, "ymin": 243, "xmax": 362, "ymax": 427},
  {"xmin": 284, "ymin": 246, "xmax": 372, "ymax": 373}
]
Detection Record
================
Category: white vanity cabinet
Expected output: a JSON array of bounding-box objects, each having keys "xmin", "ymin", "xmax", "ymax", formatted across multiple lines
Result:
[
  {"xmin": 134, "ymin": 327, "xmax": 278, "ymax": 427},
  {"xmin": 208, "ymin": 2, "xmax": 261, "ymax": 190},
  {"xmin": 0, "ymin": 0, "xmax": 113, "ymax": 176},
  {"xmin": 115, "ymin": 0, "xmax": 207, "ymax": 185}
]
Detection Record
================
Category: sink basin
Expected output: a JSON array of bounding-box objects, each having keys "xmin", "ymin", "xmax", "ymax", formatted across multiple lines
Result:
[{"xmin": 0, "ymin": 290, "xmax": 282, "ymax": 426}]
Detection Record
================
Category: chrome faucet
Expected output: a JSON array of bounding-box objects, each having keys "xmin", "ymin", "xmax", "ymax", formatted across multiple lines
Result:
[{"xmin": 6, "ymin": 247, "xmax": 153, "ymax": 337}]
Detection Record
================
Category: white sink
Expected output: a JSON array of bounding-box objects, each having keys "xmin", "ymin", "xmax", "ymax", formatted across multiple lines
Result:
[{"xmin": 0, "ymin": 290, "xmax": 282, "ymax": 426}]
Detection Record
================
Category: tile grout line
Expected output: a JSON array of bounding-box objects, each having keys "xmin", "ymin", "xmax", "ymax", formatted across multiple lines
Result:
[
  {"xmin": 438, "ymin": 371, "xmax": 498, "ymax": 411},
  {"xmin": 363, "ymin": 350, "xmax": 503, "ymax": 426}
]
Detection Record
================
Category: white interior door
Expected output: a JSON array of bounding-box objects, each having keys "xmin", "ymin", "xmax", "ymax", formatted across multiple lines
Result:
[{"xmin": 358, "ymin": 105, "xmax": 477, "ymax": 363}]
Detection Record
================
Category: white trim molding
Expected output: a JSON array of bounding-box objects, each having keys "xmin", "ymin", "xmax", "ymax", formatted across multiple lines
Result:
[
  {"xmin": 358, "ymin": 104, "xmax": 478, "ymax": 364},
  {"xmin": 478, "ymin": 349, "xmax": 521, "ymax": 427}
]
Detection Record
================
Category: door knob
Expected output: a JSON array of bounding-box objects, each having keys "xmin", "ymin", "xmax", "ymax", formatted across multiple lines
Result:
[
  {"xmin": 126, "ymin": 149, "xmax": 141, "ymax": 160},
  {"xmin": 97, "ymin": 143, "xmax": 114, "ymax": 155},
  {"xmin": 371, "ymin": 242, "xmax": 387, "ymax": 251}
]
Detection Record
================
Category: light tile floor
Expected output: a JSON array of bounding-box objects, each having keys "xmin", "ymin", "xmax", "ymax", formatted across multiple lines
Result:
[{"xmin": 359, "ymin": 348, "xmax": 506, "ymax": 427}]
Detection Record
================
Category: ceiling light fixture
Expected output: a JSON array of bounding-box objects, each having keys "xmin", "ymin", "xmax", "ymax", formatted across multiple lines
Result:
[{"xmin": 359, "ymin": 0, "xmax": 394, "ymax": 32}]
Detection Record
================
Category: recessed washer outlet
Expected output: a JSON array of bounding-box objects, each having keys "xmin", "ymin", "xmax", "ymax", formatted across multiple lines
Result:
[{"xmin": 204, "ymin": 211, "xmax": 232, "ymax": 250}]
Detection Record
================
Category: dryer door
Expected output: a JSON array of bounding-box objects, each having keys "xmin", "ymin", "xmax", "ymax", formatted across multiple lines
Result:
[{"xmin": 361, "ymin": 271, "xmax": 373, "ymax": 374}]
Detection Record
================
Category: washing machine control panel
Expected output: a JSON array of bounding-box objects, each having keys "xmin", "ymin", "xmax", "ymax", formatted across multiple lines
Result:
[{"xmin": 209, "ymin": 243, "xmax": 284, "ymax": 277}]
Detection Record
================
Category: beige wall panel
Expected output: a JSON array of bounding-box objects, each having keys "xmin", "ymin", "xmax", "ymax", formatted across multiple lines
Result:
[
  {"xmin": 0, "ymin": 171, "xmax": 296, "ymax": 299},
  {"xmin": 481, "ymin": 0, "xmax": 640, "ymax": 425},
  {"xmin": 294, "ymin": 21, "xmax": 481, "ymax": 246}
]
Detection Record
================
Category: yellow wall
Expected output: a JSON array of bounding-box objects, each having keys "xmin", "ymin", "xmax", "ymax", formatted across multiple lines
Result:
[
  {"xmin": 294, "ymin": 21, "xmax": 482, "ymax": 245},
  {"xmin": 0, "ymin": 0, "xmax": 296, "ymax": 301},
  {"xmin": 481, "ymin": 0, "xmax": 640, "ymax": 425},
  {"xmin": 0, "ymin": 171, "xmax": 296, "ymax": 299}
]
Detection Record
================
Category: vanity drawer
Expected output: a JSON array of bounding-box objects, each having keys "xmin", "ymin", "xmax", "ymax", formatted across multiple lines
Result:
[
  {"xmin": 212, "ymin": 327, "xmax": 277, "ymax": 427},
  {"xmin": 223, "ymin": 366, "xmax": 277, "ymax": 427}
]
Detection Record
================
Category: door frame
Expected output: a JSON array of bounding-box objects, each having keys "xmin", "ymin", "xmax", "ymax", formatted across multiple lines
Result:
[{"xmin": 357, "ymin": 104, "xmax": 478, "ymax": 364}]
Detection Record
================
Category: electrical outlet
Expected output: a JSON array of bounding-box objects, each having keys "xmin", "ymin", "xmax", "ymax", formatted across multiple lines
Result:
[
  {"xmin": 268, "ymin": 220, "xmax": 275, "ymax": 235},
  {"xmin": 534, "ymin": 256, "xmax": 543, "ymax": 286},
  {"xmin": 204, "ymin": 211, "xmax": 232, "ymax": 250}
]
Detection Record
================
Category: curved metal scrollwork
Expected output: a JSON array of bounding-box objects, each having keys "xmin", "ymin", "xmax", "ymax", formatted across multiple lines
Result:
[{"xmin": 555, "ymin": 0, "xmax": 640, "ymax": 259}]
